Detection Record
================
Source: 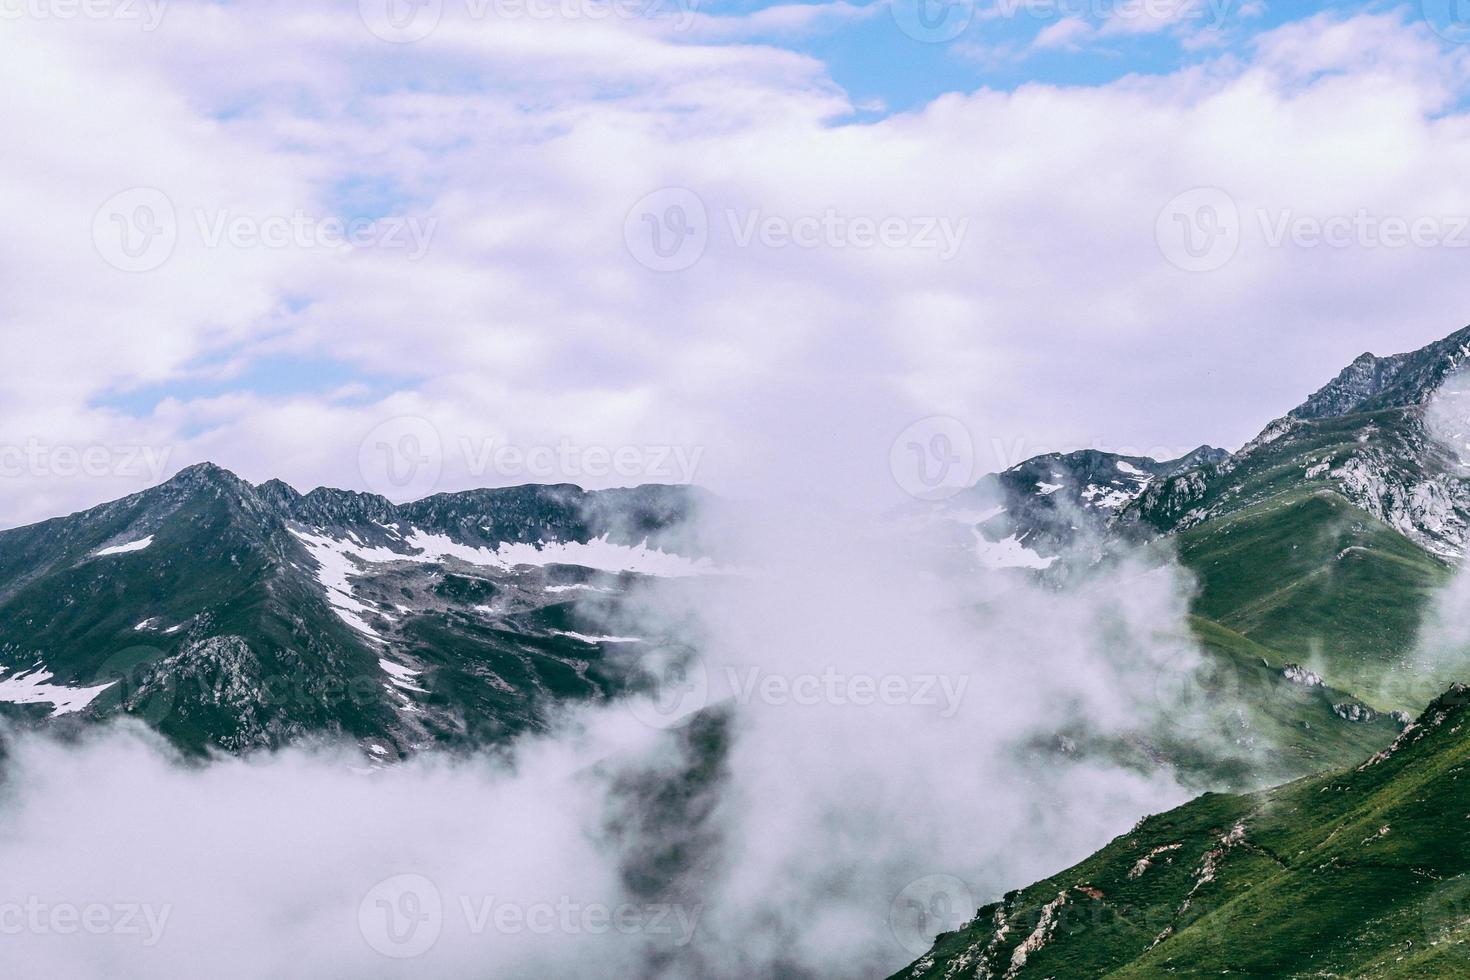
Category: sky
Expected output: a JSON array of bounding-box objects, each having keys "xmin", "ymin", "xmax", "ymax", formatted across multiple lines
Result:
[{"xmin": 5, "ymin": 0, "xmax": 1470, "ymax": 525}]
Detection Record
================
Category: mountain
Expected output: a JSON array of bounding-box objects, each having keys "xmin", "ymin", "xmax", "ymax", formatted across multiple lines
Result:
[
  {"xmin": 898, "ymin": 323, "xmax": 1470, "ymax": 978},
  {"xmin": 0, "ymin": 464, "xmax": 710, "ymax": 755},
  {"xmin": 893, "ymin": 683, "xmax": 1470, "ymax": 979},
  {"xmin": 950, "ymin": 446, "xmax": 1230, "ymax": 570},
  {"xmin": 938, "ymin": 327, "xmax": 1470, "ymax": 718},
  {"xmin": 1290, "ymin": 324, "xmax": 1470, "ymax": 422},
  {"xmin": 1115, "ymin": 330, "xmax": 1470, "ymax": 710}
]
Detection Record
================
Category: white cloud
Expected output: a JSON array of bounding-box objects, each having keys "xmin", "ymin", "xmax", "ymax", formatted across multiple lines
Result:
[
  {"xmin": 0, "ymin": 500, "xmax": 1226, "ymax": 978},
  {"xmin": 3, "ymin": 7, "xmax": 1470, "ymax": 527},
  {"xmin": 1033, "ymin": 14, "xmax": 1093, "ymax": 49}
]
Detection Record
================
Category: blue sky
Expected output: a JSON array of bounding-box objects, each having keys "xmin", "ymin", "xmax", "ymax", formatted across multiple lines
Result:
[{"xmin": 702, "ymin": 0, "xmax": 1393, "ymax": 111}]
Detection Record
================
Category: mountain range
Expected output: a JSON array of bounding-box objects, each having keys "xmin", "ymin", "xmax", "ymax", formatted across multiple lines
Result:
[
  {"xmin": 0, "ymin": 467, "xmax": 710, "ymax": 754},
  {"xmin": 5, "ymin": 324, "xmax": 1470, "ymax": 976}
]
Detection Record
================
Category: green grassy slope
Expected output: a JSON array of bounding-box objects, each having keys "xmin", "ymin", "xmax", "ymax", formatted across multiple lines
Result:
[
  {"xmin": 894, "ymin": 685, "xmax": 1470, "ymax": 979},
  {"xmin": 1182, "ymin": 617, "xmax": 1402, "ymax": 777},
  {"xmin": 1177, "ymin": 489, "xmax": 1452, "ymax": 712}
]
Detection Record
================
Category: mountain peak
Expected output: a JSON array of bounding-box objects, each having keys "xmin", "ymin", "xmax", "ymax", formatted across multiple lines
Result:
[
  {"xmin": 166, "ymin": 461, "xmax": 250, "ymax": 487},
  {"xmin": 1290, "ymin": 323, "xmax": 1470, "ymax": 421}
]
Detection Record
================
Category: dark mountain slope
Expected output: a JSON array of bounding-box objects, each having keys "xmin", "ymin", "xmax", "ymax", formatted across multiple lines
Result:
[{"xmin": 0, "ymin": 464, "xmax": 710, "ymax": 755}]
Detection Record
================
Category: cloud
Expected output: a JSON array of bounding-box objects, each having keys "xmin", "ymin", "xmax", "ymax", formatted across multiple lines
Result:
[
  {"xmin": 1033, "ymin": 14, "xmax": 1093, "ymax": 49},
  {"xmin": 4, "ymin": 6, "xmax": 1470, "ymax": 530},
  {"xmin": 0, "ymin": 499, "xmax": 1245, "ymax": 978}
]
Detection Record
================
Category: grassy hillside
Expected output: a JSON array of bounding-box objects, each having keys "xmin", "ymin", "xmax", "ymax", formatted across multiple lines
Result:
[
  {"xmin": 1177, "ymin": 489, "xmax": 1452, "ymax": 712},
  {"xmin": 894, "ymin": 684, "xmax": 1470, "ymax": 979}
]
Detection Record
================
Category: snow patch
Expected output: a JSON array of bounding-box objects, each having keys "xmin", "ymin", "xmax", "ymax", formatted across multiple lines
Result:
[
  {"xmin": 552, "ymin": 631, "xmax": 643, "ymax": 645},
  {"xmin": 0, "ymin": 662, "xmax": 115, "ymax": 716},
  {"xmin": 378, "ymin": 658, "xmax": 428, "ymax": 694},
  {"xmin": 95, "ymin": 535, "xmax": 154, "ymax": 556},
  {"xmin": 406, "ymin": 530, "xmax": 718, "ymax": 577},
  {"xmin": 289, "ymin": 530, "xmax": 399, "ymax": 640},
  {"xmin": 973, "ymin": 530, "xmax": 1057, "ymax": 570},
  {"xmin": 1081, "ymin": 484, "xmax": 1135, "ymax": 510}
]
